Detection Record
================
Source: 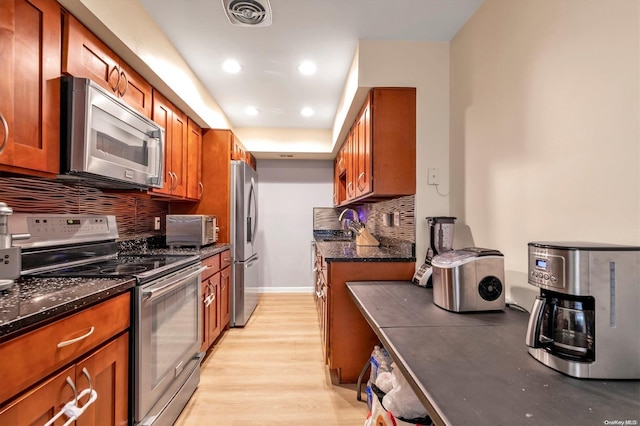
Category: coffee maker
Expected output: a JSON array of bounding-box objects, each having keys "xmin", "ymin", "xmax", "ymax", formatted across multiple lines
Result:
[
  {"xmin": 412, "ymin": 216, "xmax": 456, "ymax": 287},
  {"xmin": 525, "ymin": 241, "xmax": 640, "ymax": 379}
]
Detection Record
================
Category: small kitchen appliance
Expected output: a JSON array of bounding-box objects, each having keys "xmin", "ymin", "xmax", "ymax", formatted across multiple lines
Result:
[
  {"xmin": 166, "ymin": 214, "xmax": 218, "ymax": 248},
  {"xmin": 0, "ymin": 202, "xmax": 30, "ymax": 289},
  {"xmin": 412, "ymin": 216, "xmax": 456, "ymax": 287},
  {"xmin": 431, "ymin": 247, "xmax": 505, "ymax": 312},
  {"xmin": 525, "ymin": 241, "xmax": 640, "ymax": 379}
]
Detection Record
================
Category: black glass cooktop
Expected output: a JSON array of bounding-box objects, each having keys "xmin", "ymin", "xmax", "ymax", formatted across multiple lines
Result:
[{"xmin": 36, "ymin": 254, "xmax": 199, "ymax": 284}]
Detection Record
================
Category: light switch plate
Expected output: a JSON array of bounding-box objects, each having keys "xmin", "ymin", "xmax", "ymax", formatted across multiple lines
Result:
[
  {"xmin": 154, "ymin": 217, "xmax": 161, "ymax": 230},
  {"xmin": 393, "ymin": 211, "xmax": 401, "ymax": 227}
]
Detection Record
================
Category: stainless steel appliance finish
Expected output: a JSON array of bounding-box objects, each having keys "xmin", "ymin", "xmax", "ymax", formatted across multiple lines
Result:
[
  {"xmin": 60, "ymin": 76, "xmax": 164, "ymax": 189},
  {"xmin": 230, "ymin": 160, "xmax": 259, "ymax": 327},
  {"xmin": 526, "ymin": 241, "xmax": 640, "ymax": 379},
  {"xmin": 12, "ymin": 213, "xmax": 204, "ymax": 424},
  {"xmin": 134, "ymin": 262, "xmax": 205, "ymax": 425},
  {"xmin": 0, "ymin": 203, "xmax": 30, "ymax": 288},
  {"xmin": 413, "ymin": 216, "xmax": 456, "ymax": 287},
  {"xmin": 166, "ymin": 214, "xmax": 218, "ymax": 248},
  {"xmin": 431, "ymin": 247, "xmax": 505, "ymax": 312}
]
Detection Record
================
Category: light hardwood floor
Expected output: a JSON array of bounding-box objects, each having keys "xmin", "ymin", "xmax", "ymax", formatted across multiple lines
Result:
[{"xmin": 175, "ymin": 293, "xmax": 368, "ymax": 425}]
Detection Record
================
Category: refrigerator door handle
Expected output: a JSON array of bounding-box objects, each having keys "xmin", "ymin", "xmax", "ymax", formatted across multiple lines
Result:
[
  {"xmin": 244, "ymin": 255, "xmax": 259, "ymax": 269},
  {"xmin": 248, "ymin": 177, "xmax": 258, "ymax": 244}
]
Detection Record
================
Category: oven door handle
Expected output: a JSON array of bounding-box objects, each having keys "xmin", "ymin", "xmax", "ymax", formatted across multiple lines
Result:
[{"xmin": 143, "ymin": 266, "xmax": 207, "ymax": 301}]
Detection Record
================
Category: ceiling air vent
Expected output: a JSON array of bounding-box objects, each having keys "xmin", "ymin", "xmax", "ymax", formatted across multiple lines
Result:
[{"xmin": 222, "ymin": 0, "xmax": 272, "ymax": 27}]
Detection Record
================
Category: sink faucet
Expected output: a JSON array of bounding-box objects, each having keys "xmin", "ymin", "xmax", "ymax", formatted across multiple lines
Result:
[{"xmin": 338, "ymin": 208, "xmax": 359, "ymax": 236}]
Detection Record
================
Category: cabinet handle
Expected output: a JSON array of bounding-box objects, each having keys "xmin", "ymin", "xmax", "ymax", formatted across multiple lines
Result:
[
  {"xmin": 357, "ymin": 172, "xmax": 365, "ymax": 191},
  {"xmin": 57, "ymin": 326, "xmax": 95, "ymax": 348},
  {"xmin": 347, "ymin": 182, "xmax": 354, "ymax": 197},
  {"xmin": 44, "ymin": 372, "xmax": 98, "ymax": 426},
  {"xmin": 199, "ymin": 181, "xmax": 204, "ymax": 196},
  {"xmin": 0, "ymin": 112, "xmax": 8, "ymax": 155},
  {"xmin": 169, "ymin": 172, "xmax": 176, "ymax": 190},
  {"xmin": 118, "ymin": 70, "xmax": 128, "ymax": 97},
  {"xmin": 109, "ymin": 66, "xmax": 120, "ymax": 93}
]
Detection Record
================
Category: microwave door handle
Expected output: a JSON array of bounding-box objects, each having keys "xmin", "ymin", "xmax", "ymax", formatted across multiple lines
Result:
[
  {"xmin": 148, "ymin": 129, "xmax": 164, "ymax": 186},
  {"xmin": 525, "ymin": 296, "xmax": 549, "ymax": 348}
]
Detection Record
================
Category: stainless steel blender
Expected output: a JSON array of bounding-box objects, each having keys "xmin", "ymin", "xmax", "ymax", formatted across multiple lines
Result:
[
  {"xmin": 0, "ymin": 202, "xmax": 30, "ymax": 290},
  {"xmin": 412, "ymin": 216, "xmax": 456, "ymax": 287}
]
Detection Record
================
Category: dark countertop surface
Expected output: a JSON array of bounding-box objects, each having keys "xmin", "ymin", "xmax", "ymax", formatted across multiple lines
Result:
[
  {"xmin": 119, "ymin": 242, "xmax": 230, "ymax": 259},
  {"xmin": 0, "ymin": 243, "xmax": 231, "ymax": 342},
  {"xmin": 0, "ymin": 276, "xmax": 135, "ymax": 342},
  {"xmin": 313, "ymin": 232, "xmax": 415, "ymax": 263},
  {"xmin": 346, "ymin": 281, "xmax": 640, "ymax": 426}
]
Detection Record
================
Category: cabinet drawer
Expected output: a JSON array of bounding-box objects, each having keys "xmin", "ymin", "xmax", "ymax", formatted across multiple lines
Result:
[
  {"xmin": 220, "ymin": 250, "xmax": 231, "ymax": 269},
  {"xmin": 0, "ymin": 292, "xmax": 130, "ymax": 403},
  {"xmin": 202, "ymin": 253, "xmax": 221, "ymax": 280}
]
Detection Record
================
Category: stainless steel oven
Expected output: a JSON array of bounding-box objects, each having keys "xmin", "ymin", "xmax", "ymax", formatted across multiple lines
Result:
[
  {"xmin": 135, "ymin": 263, "xmax": 205, "ymax": 425},
  {"xmin": 11, "ymin": 213, "xmax": 205, "ymax": 426}
]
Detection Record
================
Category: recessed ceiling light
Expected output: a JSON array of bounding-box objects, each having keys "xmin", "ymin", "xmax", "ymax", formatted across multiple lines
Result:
[
  {"xmin": 245, "ymin": 106, "xmax": 260, "ymax": 116},
  {"xmin": 298, "ymin": 61, "xmax": 316, "ymax": 76},
  {"xmin": 223, "ymin": 59, "xmax": 243, "ymax": 74},
  {"xmin": 300, "ymin": 107, "xmax": 314, "ymax": 117}
]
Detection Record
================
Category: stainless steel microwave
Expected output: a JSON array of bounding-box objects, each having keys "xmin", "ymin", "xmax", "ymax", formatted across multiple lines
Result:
[
  {"xmin": 166, "ymin": 215, "xmax": 218, "ymax": 248},
  {"xmin": 60, "ymin": 76, "xmax": 164, "ymax": 189}
]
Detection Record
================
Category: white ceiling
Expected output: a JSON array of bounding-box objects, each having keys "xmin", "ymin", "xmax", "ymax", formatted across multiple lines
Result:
[{"xmin": 138, "ymin": 0, "xmax": 483, "ymax": 131}]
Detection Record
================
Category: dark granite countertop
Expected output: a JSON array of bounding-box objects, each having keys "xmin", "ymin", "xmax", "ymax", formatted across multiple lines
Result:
[
  {"xmin": 313, "ymin": 231, "xmax": 415, "ymax": 263},
  {"xmin": 0, "ymin": 276, "xmax": 135, "ymax": 343},
  {"xmin": 119, "ymin": 242, "xmax": 230, "ymax": 259},
  {"xmin": 346, "ymin": 281, "xmax": 640, "ymax": 426}
]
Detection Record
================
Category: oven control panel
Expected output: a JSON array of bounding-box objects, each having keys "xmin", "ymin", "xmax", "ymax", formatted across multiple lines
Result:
[
  {"xmin": 27, "ymin": 216, "xmax": 111, "ymax": 237},
  {"xmin": 8, "ymin": 214, "xmax": 119, "ymax": 248}
]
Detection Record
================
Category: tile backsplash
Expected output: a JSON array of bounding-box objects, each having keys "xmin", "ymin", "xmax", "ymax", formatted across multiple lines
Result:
[
  {"xmin": 313, "ymin": 195, "xmax": 415, "ymax": 243},
  {"xmin": 0, "ymin": 177, "xmax": 168, "ymax": 239}
]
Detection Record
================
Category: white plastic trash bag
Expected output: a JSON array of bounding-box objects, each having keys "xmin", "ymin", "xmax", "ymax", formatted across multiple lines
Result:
[{"xmin": 381, "ymin": 364, "xmax": 428, "ymax": 420}]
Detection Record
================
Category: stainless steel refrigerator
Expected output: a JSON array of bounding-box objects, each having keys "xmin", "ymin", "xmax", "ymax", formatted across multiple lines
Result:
[{"xmin": 230, "ymin": 160, "xmax": 259, "ymax": 327}]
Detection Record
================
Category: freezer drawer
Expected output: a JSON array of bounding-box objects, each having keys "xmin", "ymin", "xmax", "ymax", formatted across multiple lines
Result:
[{"xmin": 233, "ymin": 254, "xmax": 259, "ymax": 327}]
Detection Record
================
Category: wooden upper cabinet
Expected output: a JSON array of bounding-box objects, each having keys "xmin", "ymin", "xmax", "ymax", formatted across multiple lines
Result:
[
  {"xmin": 62, "ymin": 14, "xmax": 152, "ymax": 118},
  {"xmin": 186, "ymin": 119, "xmax": 203, "ymax": 200},
  {"xmin": 0, "ymin": 0, "xmax": 61, "ymax": 176},
  {"xmin": 355, "ymin": 97, "xmax": 372, "ymax": 197},
  {"xmin": 335, "ymin": 87, "xmax": 416, "ymax": 205},
  {"xmin": 151, "ymin": 90, "xmax": 188, "ymax": 198}
]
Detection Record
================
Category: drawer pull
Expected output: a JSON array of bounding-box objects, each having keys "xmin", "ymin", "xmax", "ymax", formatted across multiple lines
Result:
[{"xmin": 57, "ymin": 327, "xmax": 95, "ymax": 348}]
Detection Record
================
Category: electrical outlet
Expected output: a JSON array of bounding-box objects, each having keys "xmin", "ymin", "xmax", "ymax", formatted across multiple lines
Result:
[
  {"xmin": 428, "ymin": 168, "xmax": 440, "ymax": 185},
  {"xmin": 393, "ymin": 211, "xmax": 401, "ymax": 227},
  {"xmin": 154, "ymin": 217, "xmax": 161, "ymax": 230}
]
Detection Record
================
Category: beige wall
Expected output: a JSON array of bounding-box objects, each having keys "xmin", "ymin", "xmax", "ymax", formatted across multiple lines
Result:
[
  {"xmin": 357, "ymin": 40, "xmax": 451, "ymax": 264},
  {"xmin": 450, "ymin": 0, "xmax": 640, "ymax": 306}
]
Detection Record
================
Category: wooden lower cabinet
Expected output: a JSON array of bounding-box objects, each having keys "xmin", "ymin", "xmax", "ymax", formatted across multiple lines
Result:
[
  {"xmin": 0, "ymin": 332, "xmax": 129, "ymax": 426},
  {"xmin": 326, "ymin": 261, "xmax": 414, "ymax": 384},
  {"xmin": 201, "ymin": 250, "xmax": 232, "ymax": 353}
]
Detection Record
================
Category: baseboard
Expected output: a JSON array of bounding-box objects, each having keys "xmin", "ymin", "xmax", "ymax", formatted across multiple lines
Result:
[{"xmin": 258, "ymin": 286, "xmax": 314, "ymax": 294}]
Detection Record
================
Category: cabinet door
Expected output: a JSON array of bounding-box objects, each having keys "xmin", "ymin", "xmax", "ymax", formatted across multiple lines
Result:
[
  {"xmin": 200, "ymin": 279, "xmax": 210, "ymax": 352},
  {"xmin": 75, "ymin": 333, "xmax": 129, "ymax": 426},
  {"xmin": 355, "ymin": 98, "xmax": 372, "ymax": 197},
  {"xmin": 63, "ymin": 14, "xmax": 151, "ymax": 118},
  {"xmin": 186, "ymin": 119, "xmax": 202, "ymax": 200},
  {"xmin": 0, "ymin": 365, "xmax": 75, "ymax": 425},
  {"xmin": 207, "ymin": 273, "xmax": 222, "ymax": 344},
  {"xmin": 220, "ymin": 266, "xmax": 231, "ymax": 328},
  {"xmin": 151, "ymin": 91, "xmax": 187, "ymax": 198},
  {"xmin": 0, "ymin": 0, "xmax": 61, "ymax": 175}
]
